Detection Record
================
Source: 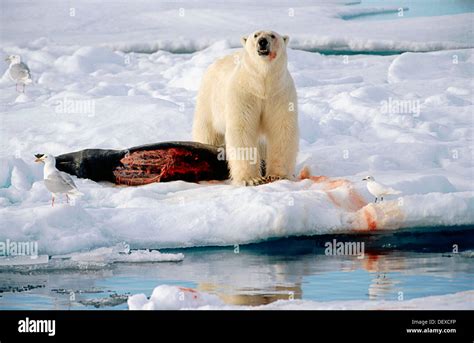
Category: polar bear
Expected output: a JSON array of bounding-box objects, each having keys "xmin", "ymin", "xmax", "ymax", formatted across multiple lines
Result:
[{"xmin": 192, "ymin": 30, "xmax": 299, "ymax": 186}]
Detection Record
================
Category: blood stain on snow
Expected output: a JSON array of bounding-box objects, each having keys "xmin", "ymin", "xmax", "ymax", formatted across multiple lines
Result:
[
  {"xmin": 299, "ymin": 166, "xmax": 390, "ymax": 231},
  {"xmin": 178, "ymin": 287, "xmax": 198, "ymax": 293},
  {"xmin": 178, "ymin": 287, "xmax": 200, "ymax": 300},
  {"xmin": 364, "ymin": 208, "xmax": 378, "ymax": 231}
]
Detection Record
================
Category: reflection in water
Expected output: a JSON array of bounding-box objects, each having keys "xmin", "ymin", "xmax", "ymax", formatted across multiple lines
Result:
[
  {"xmin": 364, "ymin": 253, "xmax": 402, "ymax": 300},
  {"xmin": 199, "ymin": 282, "xmax": 302, "ymax": 306},
  {"xmin": 195, "ymin": 250, "xmax": 470, "ymax": 306},
  {"xmin": 0, "ymin": 229, "xmax": 473, "ymax": 309}
]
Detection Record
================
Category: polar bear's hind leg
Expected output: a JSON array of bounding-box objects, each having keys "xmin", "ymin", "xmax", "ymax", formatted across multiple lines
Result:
[{"xmin": 192, "ymin": 99, "xmax": 224, "ymax": 146}]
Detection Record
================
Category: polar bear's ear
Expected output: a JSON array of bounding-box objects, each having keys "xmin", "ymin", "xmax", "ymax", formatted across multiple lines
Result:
[
  {"xmin": 240, "ymin": 36, "xmax": 248, "ymax": 47},
  {"xmin": 283, "ymin": 35, "xmax": 290, "ymax": 46}
]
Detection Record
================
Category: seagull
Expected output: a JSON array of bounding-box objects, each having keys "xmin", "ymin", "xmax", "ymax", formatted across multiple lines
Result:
[
  {"xmin": 35, "ymin": 154, "xmax": 83, "ymax": 206},
  {"xmin": 5, "ymin": 55, "xmax": 32, "ymax": 93},
  {"xmin": 362, "ymin": 176, "xmax": 401, "ymax": 203}
]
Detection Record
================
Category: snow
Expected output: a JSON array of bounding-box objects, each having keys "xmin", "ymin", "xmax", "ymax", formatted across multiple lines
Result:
[
  {"xmin": 128, "ymin": 284, "xmax": 474, "ymax": 310},
  {"xmin": 387, "ymin": 50, "xmax": 473, "ymax": 83},
  {"xmin": 0, "ymin": 1, "xmax": 473, "ymax": 258},
  {"xmin": 1, "ymin": 1, "xmax": 472, "ymax": 53}
]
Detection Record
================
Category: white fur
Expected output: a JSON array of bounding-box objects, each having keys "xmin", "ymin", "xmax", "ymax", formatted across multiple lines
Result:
[{"xmin": 192, "ymin": 30, "xmax": 299, "ymax": 185}]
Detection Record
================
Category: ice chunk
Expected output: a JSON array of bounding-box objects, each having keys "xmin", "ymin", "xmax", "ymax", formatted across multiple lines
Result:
[
  {"xmin": 128, "ymin": 285, "xmax": 223, "ymax": 310},
  {"xmin": 56, "ymin": 243, "xmax": 184, "ymax": 263},
  {"xmin": 0, "ymin": 255, "xmax": 49, "ymax": 266}
]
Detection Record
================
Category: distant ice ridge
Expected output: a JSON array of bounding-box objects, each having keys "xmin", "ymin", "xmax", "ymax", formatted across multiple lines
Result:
[
  {"xmin": 1, "ymin": 1, "xmax": 472, "ymax": 53},
  {"xmin": 108, "ymin": 37, "xmax": 470, "ymax": 56},
  {"xmin": 128, "ymin": 284, "xmax": 474, "ymax": 310},
  {"xmin": 104, "ymin": 12, "xmax": 473, "ymax": 54}
]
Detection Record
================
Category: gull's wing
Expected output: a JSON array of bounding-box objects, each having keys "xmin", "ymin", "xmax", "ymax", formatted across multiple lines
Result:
[
  {"xmin": 59, "ymin": 171, "xmax": 78, "ymax": 189},
  {"xmin": 9, "ymin": 63, "xmax": 31, "ymax": 81},
  {"xmin": 18, "ymin": 62, "xmax": 30, "ymax": 73},
  {"xmin": 372, "ymin": 182, "xmax": 400, "ymax": 195},
  {"xmin": 44, "ymin": 171, "xmax": 77, "ymax": 194},
  {"xmin": 386, "ymin": 186, "xmax": 401, "ymax": 194}
]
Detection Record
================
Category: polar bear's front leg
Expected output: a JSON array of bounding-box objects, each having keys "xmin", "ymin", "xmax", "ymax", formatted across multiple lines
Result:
[
  {"xmin": 225, "ymin": 102, "xmax": 263, "ymax": 186},
  {"xmin": 264, "ymin": 102, "xmax": 299, "ymax": 181}
]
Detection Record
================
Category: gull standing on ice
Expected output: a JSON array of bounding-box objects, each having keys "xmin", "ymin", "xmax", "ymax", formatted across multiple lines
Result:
[
  {"xmin": 362, "ymin": 176, "xmax": 401, "ymax": 203},
  {"xmin": 35, "ymin": 154, "xmax": 83, "ymax": 206},
  {"xmin": 5, "ymin": 55, "xmax": 32, "ymax": 93}
]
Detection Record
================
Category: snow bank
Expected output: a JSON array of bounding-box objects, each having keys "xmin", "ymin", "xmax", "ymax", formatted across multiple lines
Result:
[
  {"xmin": 54, "ymin": 47, "xmax": 123, "ymax": 74},
  {"xmin": 128, "ymin": 284, "xmax": 474, "ymax": 310},
  {"xmin": 0, "ymin": 176, "xmax": 472, "ymax": 256},
  {"xmin": 388, "ymin": 49, "xmax": 473, "ymax": 83}
]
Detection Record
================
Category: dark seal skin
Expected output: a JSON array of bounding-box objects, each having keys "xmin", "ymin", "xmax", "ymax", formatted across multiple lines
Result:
[{"xmin": 54, "ymin": 141, "xmax": 229, "ymax": 185}]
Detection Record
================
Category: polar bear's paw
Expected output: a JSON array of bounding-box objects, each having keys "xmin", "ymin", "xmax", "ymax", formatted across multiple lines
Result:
[
  {"xmin": 264, "ymin": 175, "xmax": 286, "ymax": 183},
  {"xmin": 244, "ymin": 177, "xmax": 267, "ymax": 186},
  {"xmin": 236, "ymin": 177, "xmax": 267, "ymax": 186},
  {"xmin": 235, "ymin": 175, "xmax": 288, "ymax": 186}
]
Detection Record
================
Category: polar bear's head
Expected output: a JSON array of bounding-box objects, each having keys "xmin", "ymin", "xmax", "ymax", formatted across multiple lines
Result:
[{"xmin": 241, "ymin": 30, "xmax": 289, "ymax": 65}]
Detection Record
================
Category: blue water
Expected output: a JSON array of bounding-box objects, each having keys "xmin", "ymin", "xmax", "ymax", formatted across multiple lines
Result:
[
  {"xmin": 309, "ymin": 0, "xmax": 473, "ymax": 55},
  {"xmin": 0, "ymin": 226, "xmax": 473, "ymax": 309},
  {"xmin": 346, "ymin": 0, "xmax": 473, "ymax": 21}
]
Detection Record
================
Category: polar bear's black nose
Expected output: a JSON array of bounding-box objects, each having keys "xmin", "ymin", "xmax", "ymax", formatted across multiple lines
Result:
[{"xmin": 258, "ymin": 38, "xmax": 269, "ymax": 49}]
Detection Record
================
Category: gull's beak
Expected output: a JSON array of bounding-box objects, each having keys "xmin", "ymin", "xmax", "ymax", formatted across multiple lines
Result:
[
  {"xmin": 362, "ymin": 177, "xmax": 367, "ymax": 181},
  {"xmin": 4, "ymin": 57, "xmax": 10, "ymax": 62},
  {"xmin": 34, "ymin": 154, "xmax": 45, "ymax": 163}
]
